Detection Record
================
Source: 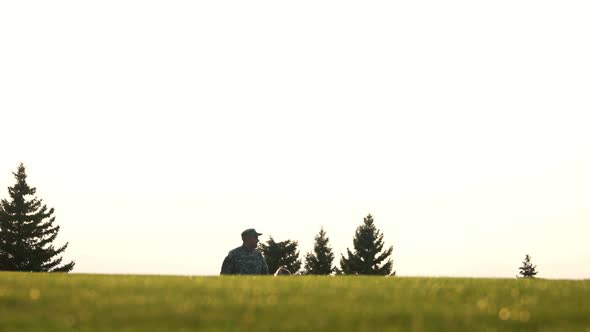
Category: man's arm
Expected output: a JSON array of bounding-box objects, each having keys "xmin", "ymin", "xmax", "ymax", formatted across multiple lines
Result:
[
  {"xmin": 260, "ymin": 253, "xmax": 269, "ymax": 275},
  {"xmin": 220, "ymin": 254, "xmax": 235, "ymax": 275}
]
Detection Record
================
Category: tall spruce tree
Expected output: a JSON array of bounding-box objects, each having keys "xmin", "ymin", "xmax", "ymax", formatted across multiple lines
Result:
[
  {"xmin": 259, "ymin": 236, "xmax": 301, "ymax": 274},
  {"xmin": 340, "ymin": 214, "xmax": 393, "ymax": 275},
  {"xmin": 518, "ymin": 254, "xmax": 538, "ymax": 278},
  {"xmin": 0, "ymin": 164, "xmax": 74, "ymax": 272},
  {"xmin": 304, "ymin": 227, "xmax": 335, "ymax": 275}
]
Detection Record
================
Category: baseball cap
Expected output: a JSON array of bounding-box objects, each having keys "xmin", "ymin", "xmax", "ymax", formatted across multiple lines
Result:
[{"xmin": 241, "ymin": 228, "xmax": 263, "ymax": 238}]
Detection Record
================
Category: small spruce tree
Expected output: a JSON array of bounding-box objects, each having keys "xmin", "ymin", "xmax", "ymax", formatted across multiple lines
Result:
[
  {"xmin": 518, "ymin": 254, "xmax": 538, "ymax": 278},
  {"xmin": 304, "ymin": 227, "xmax": 336, "ymax": 275},
  {"xmin": 259, "ymin": 236, "xmax": 301, "ymax": 274},
  {"xmin": 340, "ymin": 214, "xmax": 393, "ymax": 275},
  {"xmin": 0, "ymin": 164, "xmax": 74, "ymax": 272}
]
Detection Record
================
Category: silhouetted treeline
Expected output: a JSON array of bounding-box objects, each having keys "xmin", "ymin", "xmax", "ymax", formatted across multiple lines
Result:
[
  {"xmin": 260, "ymin": 214, "xmax": 395, "ymax": 276},
  {"xmin": 1, "ymin": 164, "xmax": 540, "ymax": 278}
]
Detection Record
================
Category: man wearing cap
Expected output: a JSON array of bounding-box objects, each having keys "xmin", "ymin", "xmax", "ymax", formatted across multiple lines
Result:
[{"xmin": 220, "ymin": 228, "xmax": 270, "ymax": 275}]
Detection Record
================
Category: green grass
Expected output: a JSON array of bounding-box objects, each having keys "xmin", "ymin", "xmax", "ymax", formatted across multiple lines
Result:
[{"xmin": 0, "ymin": 272, "xmax": 589, "ymax": 331}]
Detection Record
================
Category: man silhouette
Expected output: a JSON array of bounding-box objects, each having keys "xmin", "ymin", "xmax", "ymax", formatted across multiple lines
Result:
[{"xmin": 220, "ymin": 228, "xmax": 269, "ymax": 275}]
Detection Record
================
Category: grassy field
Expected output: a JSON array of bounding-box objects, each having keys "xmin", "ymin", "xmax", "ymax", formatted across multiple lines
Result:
[{"xmin": 0, "ymin": 272, "xmax": 589, "ymax": 331}]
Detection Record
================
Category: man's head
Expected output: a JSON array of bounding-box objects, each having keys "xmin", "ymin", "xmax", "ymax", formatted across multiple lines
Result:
[{"xmin": 241, "ymin": 228, "xmax": 262, "ymax": 250}]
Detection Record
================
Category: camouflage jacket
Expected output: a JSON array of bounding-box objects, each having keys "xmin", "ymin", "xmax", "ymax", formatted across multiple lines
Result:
[{"xmin": 220, "ymin": 245, "xmax": 269, "ymax": 275}]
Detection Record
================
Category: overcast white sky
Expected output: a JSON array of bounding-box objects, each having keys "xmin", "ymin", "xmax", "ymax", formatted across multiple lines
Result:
[{"xmin": 1, "ymin": 1, "xmax": 589, "ymax": 278}]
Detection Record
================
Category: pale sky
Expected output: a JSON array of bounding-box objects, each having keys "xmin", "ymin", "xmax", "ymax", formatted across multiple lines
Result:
[{"xmin": 1, "ymin": 1, "xmax": 589, "ymax": 279}]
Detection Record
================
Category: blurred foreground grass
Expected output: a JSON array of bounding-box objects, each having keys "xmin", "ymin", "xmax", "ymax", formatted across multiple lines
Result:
[{"xmin": 0, "ymin": 272, "xmax": 589, "ymax": 331}]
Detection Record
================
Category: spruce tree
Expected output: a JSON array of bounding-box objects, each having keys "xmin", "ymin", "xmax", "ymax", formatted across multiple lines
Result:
[
  {"xmin": 340, "ymin": 214, "xmax": 393, "ymax": 275},
  {"xmin": 0, "ymin": 164, "xmax": 74, "ymax": 272},
  {"xmin": 304, "ymin": 227, "xmax": 335, "ymax": 275},
  {"xmin": 518, "ymin": 254, "xmax": 538, "ymax": 278},
  {"xmin": 259, "ymin": 236, "xmax": 301, "ymax": 274}
]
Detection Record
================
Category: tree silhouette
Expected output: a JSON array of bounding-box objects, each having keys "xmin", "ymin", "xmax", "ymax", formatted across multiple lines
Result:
[
  {"xmin": 259, "ymin": 236, "xmax": 301, "ymax": 274},
  {"xmin": 0, "ymin": 164, "xmax": 74, "ymax": 272},
  {"xmin": 518, "ymin": 254, "xmax": 538, "ymax": 278},
  {"xmin": 304, "ymin": 227, "xmax": 336, "ymax": 275},
  {"xmin": 340, "ymin": 214, "xmax": 393, "ymax": 275}
]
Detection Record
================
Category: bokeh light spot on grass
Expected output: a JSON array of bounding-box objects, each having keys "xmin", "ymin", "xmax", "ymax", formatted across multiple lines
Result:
[
  {"xmin": 29, "ymin": 288, "xmax": 41, "ymax": 301},
  {"xmin": 476, "ymin": 298, "xmax": 488, "ymax": 311},
  {"xmin": 498, "ymin": 308, "xmax": 510, "ymax": 321}
]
